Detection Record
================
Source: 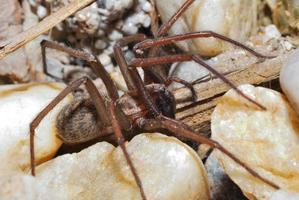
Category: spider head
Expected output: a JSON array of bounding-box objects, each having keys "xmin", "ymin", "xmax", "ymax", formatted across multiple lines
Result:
[{"xmin": 147, "ymin": 84, "xmax": 176, "ymax": 119}]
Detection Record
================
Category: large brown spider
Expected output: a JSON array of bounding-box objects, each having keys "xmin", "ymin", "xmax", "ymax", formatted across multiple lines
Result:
[{"xmin": 30, "ymin": 0, "xmax": 279, "ymax": 199}]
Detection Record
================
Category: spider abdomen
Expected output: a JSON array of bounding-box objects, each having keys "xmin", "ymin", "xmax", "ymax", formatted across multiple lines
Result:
[{"xmin": 56, "ymin": 97, "xmax": 101, "ymax": 144}]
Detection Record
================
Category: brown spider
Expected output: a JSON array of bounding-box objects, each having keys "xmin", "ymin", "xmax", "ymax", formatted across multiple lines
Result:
[{"xmin": 30, "ymin": 0, "xmax": 279, "ymax": 199}]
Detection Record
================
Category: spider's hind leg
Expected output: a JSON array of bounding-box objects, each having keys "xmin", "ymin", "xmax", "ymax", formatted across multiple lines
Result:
[{"xmin": 138, "ymin": 116, "xmax": 280, "ymax": 190}]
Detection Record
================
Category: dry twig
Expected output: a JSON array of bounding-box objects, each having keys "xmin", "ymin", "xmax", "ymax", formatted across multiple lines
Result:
[{"xmin": 0, "ymin": 0, "xmax": 95, "ymax": 60}]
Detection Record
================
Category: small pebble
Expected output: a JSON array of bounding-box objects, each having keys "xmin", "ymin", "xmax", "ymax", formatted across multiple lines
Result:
[
  {"xmin": 37, "ymin": 5, "xmax": 47, "ymax": 19},
  {"xmin": 108, "ymin": 30, "xmax": 123, "ymax": 41},
  {"xmin": 280, "ymin": 48, "xmax": 299, "ymax": 115},
  {"xmin": 262, "ymin": 25, "xmax": 281, "ymax": 43},
  {"xmin": 98, "ymin": 53, "xmax": 111, "ymax": 66}
]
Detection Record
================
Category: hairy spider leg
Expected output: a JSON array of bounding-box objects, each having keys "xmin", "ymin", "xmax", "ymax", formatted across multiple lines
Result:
[
  {"xmin": 157, "ymin": 0, "xmax": 195, "ymax": 37},
  {"xmin": 39, "ymin": 35, "xmax": 149, "ymax": 199},
  {"xmin": 41, "ymin": 40, "xmax": 119, "ymax": 100},
  {"xmin": 138, "ymin": 116, "xmax": 280, "ymax": 190},
  {"xmin": 115, "ymin": 33, "xmax": 196, "ymax": 100},
  {"xmin": 113, "ymin": 34, "xmax": 147, "ymax": 91},
  {"xmin": 142, "ymin": 0, "xmax": 196, "ymax": 85},
  {"xmin": 130, "ymin": 54, "xmax": 266, "ymax": 110},
  {"xmin": 139, "ymin": 0, "xmax": 272, "ymax": 90},
  {"xmin": 109, "ymin": 101, "xmax": 147, "ymax": 200},
  {"xmin": 30, "ymin": 77, "xmax": 110, "ymax": 175},
  {"xmin": 164, "ymin": 76, "xmax": 197, "ymax": 101},
  {"xmin": 134, "ymin": 31, "xmax": 275, "ymax": 60},
  {"xmin": 127, "ymin": 63, "xmax": 279, "ymax": 189},
  {"xmin": 132, "ymin": 30, "xmax": 276, "ymax": 109}
]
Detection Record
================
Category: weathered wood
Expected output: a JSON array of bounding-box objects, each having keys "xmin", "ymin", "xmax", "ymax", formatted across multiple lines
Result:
[{"xmin": 173, "ymin": 51, "xmax": 291, "ymax": 134}]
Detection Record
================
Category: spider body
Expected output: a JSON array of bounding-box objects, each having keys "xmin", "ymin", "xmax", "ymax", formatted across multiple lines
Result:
[{"xmin": 56, "ymin": 83, "xmax": 176, "ymax": 144}]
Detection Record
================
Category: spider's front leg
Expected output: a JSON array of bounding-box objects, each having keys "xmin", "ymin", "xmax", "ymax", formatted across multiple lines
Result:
[
  {"xmin": 108, "ymin": 101, "xmax": 147, "ymax": 200},
  {"xmin": 134, "ymin": 31, "xmax": 275, "ymax": 60},
  {"xmin": 127, "ymin": 56, "xmax": 279, "ymax": 190},
  {"xmin": 130, "ymin": 54, "xmax": 266, "ymax": 110},
  {"xmin": 142, "ymin": 0, "xmax": 196, "ymax": 84}
]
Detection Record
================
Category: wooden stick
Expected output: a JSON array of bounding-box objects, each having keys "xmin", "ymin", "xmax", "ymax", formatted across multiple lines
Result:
[{"xmin": 0, "ymin": 0, "xmax": 95, "ymax": 60}]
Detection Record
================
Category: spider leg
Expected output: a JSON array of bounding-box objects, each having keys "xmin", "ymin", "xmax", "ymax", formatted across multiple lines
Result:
[
  {"xmin": 30, "ymin": 76, "xmax": 111, "ymax": 176},
  {"xmin": 41, "ymin": 40, "xmax": 119, "ymax": 100},
  {"xmin": 137, "ymin": 116, "xmax": 280, "ymax": 190},
  {"xmin": 191, "ymin": 55, "xmax": 266, "ymax": 110},
  {"xmin": 113, "ymin": 34, "xmax": 147, "ymax": 91},
  {"xmin": 129, "ymin": 67, "xmax": 161, "ymax": 117},
  {"xmin": 134, "ymin": 31, "xmax": 275, "ymax": 60},
  {"xmin": 165, "ymin": 76, "xmax": 197, "ymax": 102},
  {"xmin": 109, "ymin": 101, "xmax": 147, "ymax": 200},
  {"xmin": 142, "ymin": 0, "xmax": 196, "ymax": 84},
  {"xmin": 130, "ymin": 61, "xmax": 279, "ymax": 189},
  {"xmin": 130, "ymin": 54, "xmax": 266, "ymax": 110},
  {"xmin": 157, "ymin": 0, "xmax": 195, "ymax": 37}
]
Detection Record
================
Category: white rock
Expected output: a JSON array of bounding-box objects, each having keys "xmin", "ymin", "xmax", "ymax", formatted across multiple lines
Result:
[
  {"xmin": 270, "ymin": 190, "xmax": 299, "ymax": 200},
  {"xmin": 0, "ymin": 83, "xmax": 72, "ymax": 174},
  {"xmin": 109, "ymin": 30, "xmax": 124, "ymax": 41},
  {"xmin": 155, "ymin": 0, "xmax": 258, "ymax": 56},
  {"xmin": 262, "ymin": 25, "xmax": 281, "ymax": 43},
  {"xmin": 36, "ymin": 5, "xmax": 47, "ymax": 19},
  {"xmin": 34, "ymin": 133, "xmax": 210, "ymax": 200},
  {"xmin": 104, "ymin": 0, "xmax": 134, "ymax": 18},
  {"xmin": 211, "ymin": 84, "xmax": 299, "ymax": 200},
  {"xmin": 141, "ymin": 1, "xmax": 152, "ymax": 12},
  {"xmin": 98, "ymin": 53, "xmax": 112, "ymax": 66},
  {"xmin": 111, "ymin": 69, "xmax": 128, "ymax": 91},
  {"xmin": 280, "ymin": 48, "xmax": 299, "ymax": 115},
  {"xmin": 0, "ymin": 173, "xmax": 61, "ymax": 200},
  {"xmin": 95, "ymin": 39, "xmax": 107, "ymax": 50},
  {"xmin": 169, "ymin": 61, "xmax": 209, "ymax": 89}
]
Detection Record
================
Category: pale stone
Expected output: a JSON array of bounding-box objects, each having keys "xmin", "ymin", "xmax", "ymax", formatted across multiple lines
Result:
[
  {"xmin": 155, "ymin": 0, "xmax": 258, "ymax": 56},
  {"xmin": 270, "ymin": 190, "xmax": 299, "ymax": 200},
  {"xmin": 35, "ymin": 133, "xmax": 210, "ymax": 200},
  {"xmin": 36, "ymin": 5, "xmax": 47, "ymax": 19},
  {"xmin": 0, "ymin": 83, "xmax": 72, "ymax": 174},
  {"xmin": 211, "ymin": 84, "xmax": 299, "ymax": 200},
  {"xmin": 280, "ymin": 48, "xmax": 299, "ymax": 115},
  {"xmin": 0, "ymin": 173, "xmax": 61, "ymax": 200}
]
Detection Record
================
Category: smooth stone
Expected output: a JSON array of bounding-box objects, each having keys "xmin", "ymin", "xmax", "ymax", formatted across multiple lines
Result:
[
  {"xmin": 211, "ymin": 84, "xmax": 299, "ymax": 200},
  {"xmin": 280, "ymin": 48, "xmax": 299, "ymax": 115},
  {"xmin": 155, "ymin": 0, "xmax": 258, "ymax": 56},
  {"xmin": 35, "ymin": 133, "xmax": 210, "ymax": 200},
  {"xmin": 0, "ymin": 83, "xmax": 71, "ymax": 174}
]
